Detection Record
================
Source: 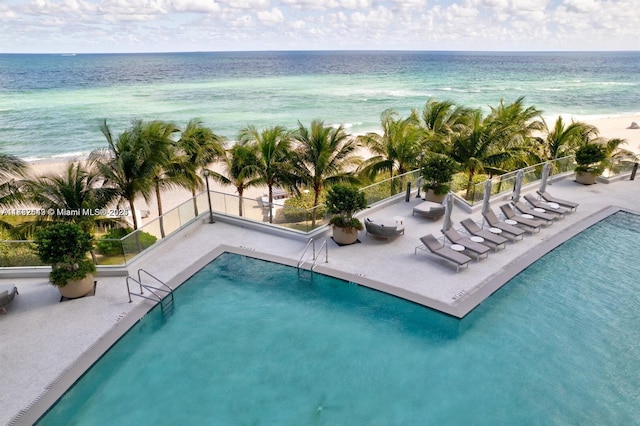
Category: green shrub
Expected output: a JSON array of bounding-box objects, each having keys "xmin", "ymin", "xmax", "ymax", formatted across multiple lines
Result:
[
  {"xmin": 575, "ymin": 143, "xmax": 606, "ymax": 174},
  {"xmin": 421, "ymin": 155, "xmax": 457, "ymax": 195},
  {"xmin": 282, "ymin": 192, "xmax": 326, "ymax": 223},
  {"xmin": 33, "ymin": 223, "xmax": 96, "ymax": 287},
  {"xmin": 325, "ymin": 184, "xmax": 367, "ymax": 229},
  {"xmin": 96, "ymin": 227, "xmax": 157, "ymax": 256}
]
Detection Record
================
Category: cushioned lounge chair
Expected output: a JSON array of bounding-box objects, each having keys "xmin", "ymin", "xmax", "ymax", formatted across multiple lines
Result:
[
  {"xmin": 500, "ymin": 204, "xmax": 543, "ymax": 233},
  {"xmin": 483, "ymin": 209, "xmax": 525, "ymax": 240},
  {"xmin": 415, "ymin": 234, "xmax": 472, "ymax": 272},
  {"xmin": 460, "ymin": 218, "xmax": 508, "ymax": 251},
  {"xmin": 536, "ymin": 190, "xmax": 579, "ymax": 212},
  {"xmin": 442, "ymin": 228, "xmax": 490, "ymax": 261},
  {"xmin": 0, "ymin": 284, "xmax": 18, "ymax": 314},
  {"xmin": 513, "ymin": 201, "xmax": 555, "ymax": 225},
  {"xmin": 364, "ymin": 218, "xmax": 404, "ymax": 240},
  {"xmin": 524, "ymin": 194, "xmax": 568, "ymax": 218},
  {"xmin": 412, "ymin": 201, "xmax": 445, "ymax": 220}
]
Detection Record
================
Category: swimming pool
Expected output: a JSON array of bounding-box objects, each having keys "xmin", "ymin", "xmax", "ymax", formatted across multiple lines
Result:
[{"xmin": 38, "ymin": 211, "xmax": 640, "ymax": 424}]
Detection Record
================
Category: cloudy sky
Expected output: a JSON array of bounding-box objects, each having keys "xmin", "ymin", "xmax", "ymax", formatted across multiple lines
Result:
[{"xmin": 1, "ymin": 0, "xmax": 638, "ymax": 53}]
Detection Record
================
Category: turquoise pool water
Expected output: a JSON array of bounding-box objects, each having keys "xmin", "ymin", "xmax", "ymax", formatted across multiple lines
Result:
[{"xmin": 39, "ymin": 211, "xmax": 640, "ymax": 424}]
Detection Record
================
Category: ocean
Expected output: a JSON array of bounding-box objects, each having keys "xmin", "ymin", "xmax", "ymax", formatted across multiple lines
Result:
[{"xmin": 1, "ymin": 51, "xmax": 639, "ymax": 160}]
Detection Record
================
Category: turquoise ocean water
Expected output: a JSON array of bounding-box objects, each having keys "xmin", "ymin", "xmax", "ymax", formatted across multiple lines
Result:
[
  {"xmin": 39, "ymin": 211, "xmax": 640, "ymax": 424},
  {"xmin": 1, "ymin": 51, "xmax": 639, "ymax": 160}
]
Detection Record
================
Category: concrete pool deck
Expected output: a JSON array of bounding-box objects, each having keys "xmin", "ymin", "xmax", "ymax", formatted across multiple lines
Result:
[{"xmin": 2, "ymin": 176, "xmax": 640, "ymax": 424}]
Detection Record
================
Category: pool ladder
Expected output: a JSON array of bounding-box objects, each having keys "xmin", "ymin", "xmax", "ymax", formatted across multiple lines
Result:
[
  {"xmin": 126, "ymin": 269, "xmax": 174, "ymax": 317},
  {"xmin": 297, "ymin": 238, "xmax": 328, "ymax": 279}
]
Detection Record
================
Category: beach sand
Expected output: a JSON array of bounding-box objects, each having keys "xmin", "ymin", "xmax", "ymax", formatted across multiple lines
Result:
[
  {"xmin": 586, "ymin": 114, "xmax": 640, "ymax": 154},
  {"xmin": 23, "ymin": 114, "xmax": 640, "ymax": 224}
]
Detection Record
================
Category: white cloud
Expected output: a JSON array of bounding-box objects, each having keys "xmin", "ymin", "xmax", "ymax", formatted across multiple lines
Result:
[
  {"xmin": 257, "ymin": 7, "xmax": 284, "ymax": 23},
  {"xmin": 169, "ymin": 0, "xmax": 221, "ymax": 13},
  {"xmin": 1, "ymin": 0, "xmax": 639, "ymax": 52}
]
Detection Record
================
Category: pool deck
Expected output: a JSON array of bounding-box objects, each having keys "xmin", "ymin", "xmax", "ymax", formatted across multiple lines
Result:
[{"xmin": 2, "ymin": 176, "xmax": 640, "ymax": 424}]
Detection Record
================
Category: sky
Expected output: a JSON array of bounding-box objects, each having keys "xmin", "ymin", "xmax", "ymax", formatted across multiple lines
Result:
[{"xmin": 0, "ymin": 0, "xmax": 638, "ymax": 53}]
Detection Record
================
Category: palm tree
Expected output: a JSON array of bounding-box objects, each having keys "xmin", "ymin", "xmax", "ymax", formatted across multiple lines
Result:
[
  {"xmin": 206, "ymin": 144, "xmax": 259, "ymax": 217},
  {"xmin": 358, "ymin": 109, "xmax": 421, "ymax": 192},
  {"xmin": 0, "ymin": 152, "xmax": 27, "ymax": 209},
  {"xmin": 151, "ymin": 144, "xmax": 194, "ymax": 238},
  {"xmin": 293, "ymin": 120, "xmax": 361, "ymax": 226},
  {"xmin": 91, "ymin": 119, "xmax": 175, "ymax": 230},
  {"xmin": 22, "ymin": 161, "xmax": 118, "ymax": 233},
  {"xmin": 420, "ymin": 99, "xmax": 473, "ymax": 153},
  {"xmin": 238, "ymin": 125, "xmax": 293, "ymax": 223},
  {"xmin": 177, "ymin": 119, "xmax": 225, "ymax": 216},
  {"xmin": 536, "ymin": 116, "xmax": 598, "ymax": 162},
  {"xmin": 450, "ymin": 109, "xmax": 519, "ymax": 199},
  {"xmin": 486, "ymin": 97, "xmax": 542, "ymax": 171}
]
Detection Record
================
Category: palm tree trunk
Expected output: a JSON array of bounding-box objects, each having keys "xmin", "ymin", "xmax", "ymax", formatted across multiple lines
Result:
[
  {"xmin": 268, "ymin": 186, "xmax": 274, "ymax": 223},
  {"xmin": 191, "ymin": 188, "xmax": 198, "ymax": 217},
  {"xmin": 311, "ymin": 187, "xmax": 322, "ymax": 227},
  {"xmin": 464, "ymin": 171, "xmax": 475, "ymax": 200},
  {"xmin": 128, "ymin": 198, "xmax": 142, "ymax": 253},
  {"xmin": 238, "ymin": 188, "xmax": 244, "ymax": 217},
  {"xmin": 128, "ymin": 198, "xmax": 138, "ymax": 230},
  {"xmin": 156, "ymin": 183, "xmax": 165, "ymax": 238}
]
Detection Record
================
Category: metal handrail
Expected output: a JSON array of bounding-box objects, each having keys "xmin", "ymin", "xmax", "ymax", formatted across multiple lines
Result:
[
  {"xmin": 126, "ymin": 268, "xmax": 173, "ymax": 303},
  {"xmin": 311, "ymin": 240, "xmax": 328, "ymax": 271},
  {"xmin": 297, "ymin": 238, "xmax": 314, "ymax": 269}
]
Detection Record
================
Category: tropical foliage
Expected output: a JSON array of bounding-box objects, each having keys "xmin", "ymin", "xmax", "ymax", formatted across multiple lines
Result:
[
  {"xmin": 325, "ymin": 184, "xmax": 367, "ymax": 230},
  {"xmin": 33, "ymin": 222, "xmax": 96, "ymax": 287}
]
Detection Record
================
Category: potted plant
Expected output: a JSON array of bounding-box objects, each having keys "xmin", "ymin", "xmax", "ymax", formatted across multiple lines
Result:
[
  {"xmin": 421, "ymin": 155, "xmax": 457, "ymax": 202},
  {"xmin": 325, "ymin": 184, "xmax": 367, "ymax": 245},
  {"xmin": 34, "ymin": 222, "xmax": 96, "ymax": 299},
  {"xmin": 575, "ymin": 143, "xmax": 606, "ymax": 185}
]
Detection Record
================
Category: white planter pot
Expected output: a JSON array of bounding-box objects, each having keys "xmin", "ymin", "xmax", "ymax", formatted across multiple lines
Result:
[{"xmin": 58, "ymin": 274, "xmax": 94, "ymax": 299}]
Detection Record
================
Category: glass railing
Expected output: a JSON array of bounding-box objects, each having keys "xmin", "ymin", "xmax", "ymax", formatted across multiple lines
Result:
[
  {"xmin": 0, "ymin": 240, "xmax": 44, "ymax": 267},
  {"xmin": 359, "ymin": 170, "xmax": 421, "ymax": 206},
  {"xmin": 12, "ymin": 154, "xmax": 633, "ymax": 268},
  {"xmin": 461, "ymin": 156, "xmax": 577, "ymax": 207},
  {"xmin": 601, "ymin": 156, "xmax": 639, "ymax": 180}
]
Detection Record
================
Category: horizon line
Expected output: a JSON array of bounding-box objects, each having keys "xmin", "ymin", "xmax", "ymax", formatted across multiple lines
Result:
[{"xmin": 2, "ymin": 48, "xmax": 639, "ymax": 55}]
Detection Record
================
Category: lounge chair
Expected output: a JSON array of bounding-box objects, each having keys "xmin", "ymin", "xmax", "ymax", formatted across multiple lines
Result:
[
  {"xmin": 364, "ymin": 218, "xmax": 404, "ymax": 240},
  {"xmin": 442, "ymin": 228, "xmax": 490, "ymax": 260},
  {"xmin": 460, "ymin": 218, "xmax": 508, "ymax": 251},
  {"xmin": 483, "ymin": 210, "xmax": 525, "ymax": 240},
  {"xmin": 415, "ymin": 234, "xmax": 472, "ymax": 272},
  {"xmin": 499, "ymin": 204, "xmax": 543, "ymax": 233},
  {"xmin": 412, "ymin": 201, "xmax": 446, "ymax": 220},
  {"xmin": 513, "ymin": 201, "xmax": 555, "ymax": 225},
  {"xmin": 536, "ymin": 190, "xmax": 579, "ymax": 212},
  {"xmin": 524, "ymin": 194, "xmax": 568, "ymax": 218},
  {"xmin": 0, "ymin": 284, "xmax": 18, "ymax": 314}
]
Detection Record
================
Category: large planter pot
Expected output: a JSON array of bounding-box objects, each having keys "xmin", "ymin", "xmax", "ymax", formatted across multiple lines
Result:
[
  {"xmin": 424, "ymin": 189, "xmax": 447, "ymax": 203},
  {"xmin": 332, "ymin": 226, "xmax": 359, "ymax": 245},
  {"xmin": 58, "ymin": 274, "xmax": 94, "ymax": 299},
  {"xmin": 576, "ymin": 171, "xmax": 597, "ymax": 185}
]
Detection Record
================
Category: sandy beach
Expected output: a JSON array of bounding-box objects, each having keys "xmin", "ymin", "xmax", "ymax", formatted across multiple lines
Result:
[{"xmin": 23, "ymin": 114, "xmax": 640, "ymax": 224}]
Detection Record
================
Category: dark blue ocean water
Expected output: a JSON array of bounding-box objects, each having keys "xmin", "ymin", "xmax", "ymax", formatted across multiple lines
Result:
[{"xmin": 1, "ymin": 51, "xmax": 639, "ymax": 159}]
